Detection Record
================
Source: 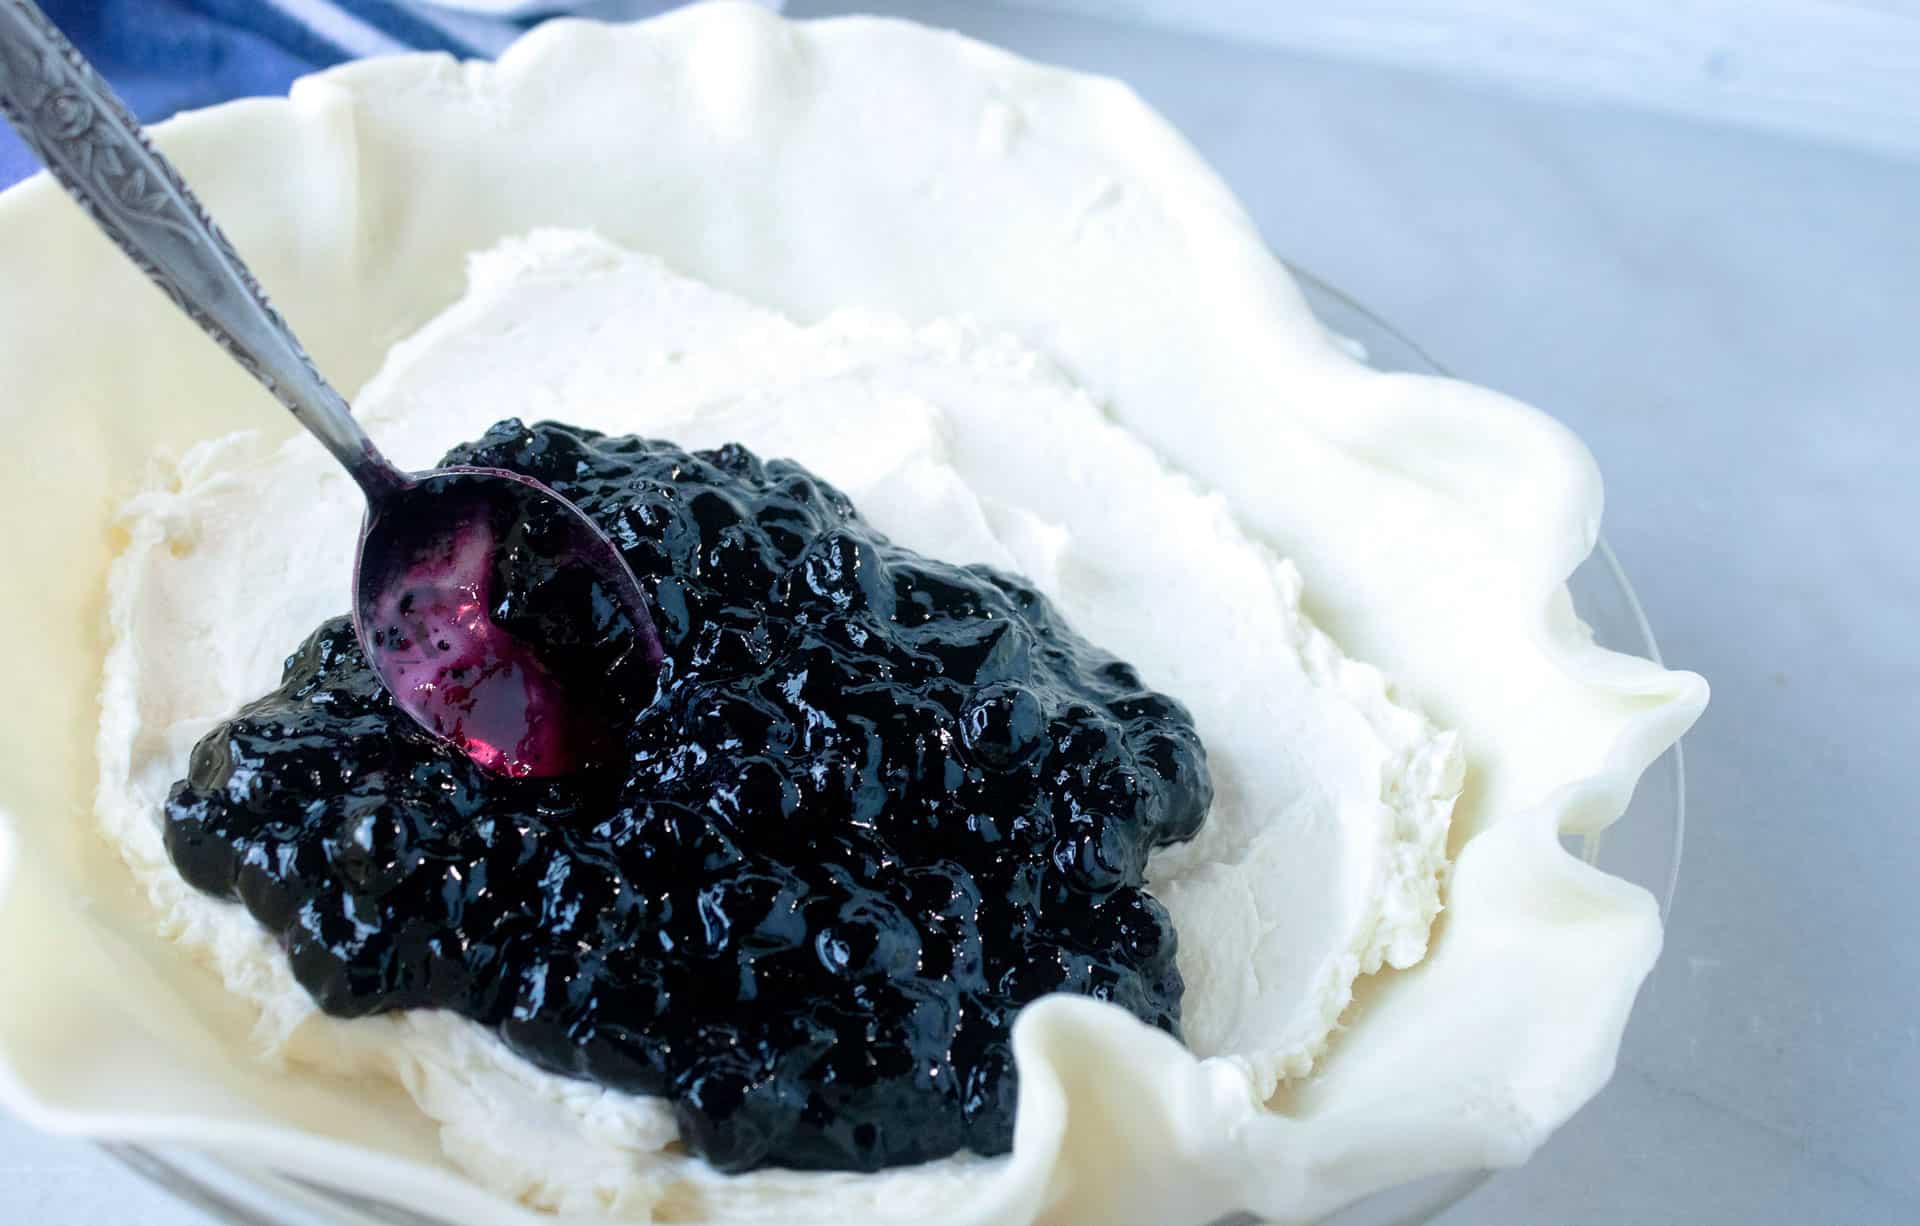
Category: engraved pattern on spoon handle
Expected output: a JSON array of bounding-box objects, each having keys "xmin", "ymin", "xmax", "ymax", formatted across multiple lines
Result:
[{"xmin": 0, "ymin": 0, "xmax": 404, "ymax": 494}]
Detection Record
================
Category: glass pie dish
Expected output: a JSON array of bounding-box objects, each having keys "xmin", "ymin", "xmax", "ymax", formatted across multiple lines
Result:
[
  {"xmin": 88, "ymin": 268, "xmax": 1687, "ymax": 1226},
  {"xmin": 0, "ymin": 8, "xmax": 1703, "ymax": 1226}
]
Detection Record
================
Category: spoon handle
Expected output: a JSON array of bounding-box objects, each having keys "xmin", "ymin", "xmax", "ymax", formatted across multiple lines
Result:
[{"xmin": 0, "ymin": 0, "xmax": 407, "ymax": 497}]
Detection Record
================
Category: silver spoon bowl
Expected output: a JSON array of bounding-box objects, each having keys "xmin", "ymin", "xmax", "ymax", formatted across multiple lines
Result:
[{"xmin": 0, "ymin": 0, "xmax": 663, "ymax": 777}]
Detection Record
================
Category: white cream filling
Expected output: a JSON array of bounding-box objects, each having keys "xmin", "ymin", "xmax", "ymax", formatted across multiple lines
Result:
[{"xmin": 98, "ymin": 231, "xmax": 1460, "ymax": 1219}]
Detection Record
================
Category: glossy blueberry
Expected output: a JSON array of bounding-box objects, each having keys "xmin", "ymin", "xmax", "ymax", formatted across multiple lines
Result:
[{"xmin": 164, "ymin": 420, "xmax": 1212, "ymax": 1173}]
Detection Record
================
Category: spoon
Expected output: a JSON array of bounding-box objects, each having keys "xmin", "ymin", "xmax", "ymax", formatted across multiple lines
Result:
[{"xmin": 0, "ymin": 1, "xmax": 663, "ymax": 777}]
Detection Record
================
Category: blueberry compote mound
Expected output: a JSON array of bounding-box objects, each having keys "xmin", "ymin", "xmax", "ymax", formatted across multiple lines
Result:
[{"xmin": 163, "ymin": 420, "xmax": 1212, "ymax": 1174}]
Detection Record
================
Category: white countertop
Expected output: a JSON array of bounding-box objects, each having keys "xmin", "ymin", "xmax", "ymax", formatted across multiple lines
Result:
[{"xmin": 6, "ymin": 2, "xmax": 1916, "ymax": 1223}]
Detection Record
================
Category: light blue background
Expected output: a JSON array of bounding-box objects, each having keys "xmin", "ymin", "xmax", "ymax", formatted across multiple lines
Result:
[{"xmin": 5, "ymin": 2, "xmax": 1915, "ymax": 1223}]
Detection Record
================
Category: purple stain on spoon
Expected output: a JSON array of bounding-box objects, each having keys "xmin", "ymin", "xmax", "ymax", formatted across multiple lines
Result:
[
  {"xmin": 354, "ymin": 467, "xmax": 665, "ymax": 778},
  {"xmin": 359, "ymin": 514, "xmax": 578, "ymax": 777}
]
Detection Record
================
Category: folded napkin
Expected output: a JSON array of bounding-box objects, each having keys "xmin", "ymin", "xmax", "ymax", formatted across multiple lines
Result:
[{"xmin": 0, "ymin": 0, "xmax": 771, "ymax": 188}]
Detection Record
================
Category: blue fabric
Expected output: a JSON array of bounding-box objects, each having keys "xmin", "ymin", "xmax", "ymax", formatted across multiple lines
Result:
[{"xmin": 0, "ymin": 0, "xmax": 512, "ymax": 188}]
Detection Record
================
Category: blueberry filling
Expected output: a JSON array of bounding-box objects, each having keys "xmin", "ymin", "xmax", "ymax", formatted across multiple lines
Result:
[{"xmin": 164, "ymin": 420, "xmax": 1213, "ymax": 1173}]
